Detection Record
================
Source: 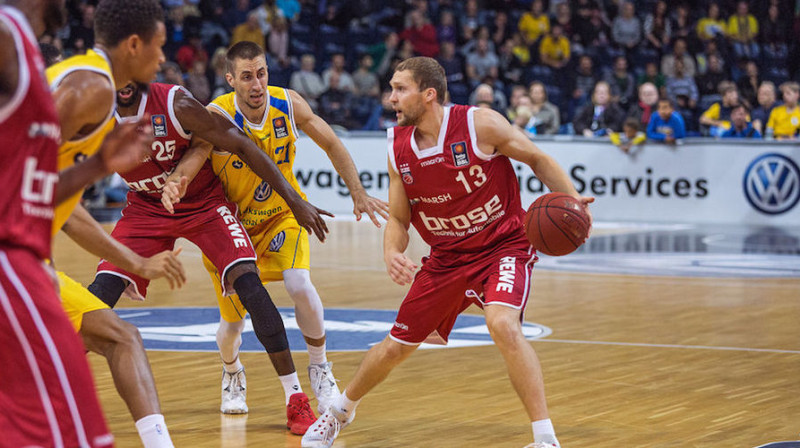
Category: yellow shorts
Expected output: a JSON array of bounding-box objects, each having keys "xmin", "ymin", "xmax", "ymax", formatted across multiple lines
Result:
[
  {"xmin": 57, "ymin": 271, "xmax": 109, "ymax": 331},
  {"xmin": 203, "ymin": 213, "xmax": 310, "ymax": 322}
]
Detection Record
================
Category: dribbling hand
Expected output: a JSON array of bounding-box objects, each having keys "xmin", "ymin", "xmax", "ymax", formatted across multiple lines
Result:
[
  {"xmin": 578, "ymin": 196, "xmax": 595, "ymax": 238},
  {"xmin": 161, "ymin": 176, "xmax": 189, "ymax": 214},
  {"xmin": 98, "ymin": 115, "xmax": 153, "ymax": 174},
  {"xmin": 385, "ymin": 252, "xmax": 418, "ymax": 285}
]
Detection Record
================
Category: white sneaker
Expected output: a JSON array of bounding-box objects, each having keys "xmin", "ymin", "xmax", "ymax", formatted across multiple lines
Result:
[
  {"xmin": 308, "ymin": 362, "xmax": 340, "ymax": 414},
  {"xmin": 524, "ymin": 443, "xmax": 560, "ymax": 448},
  {"xmin": 220, "ymin": 368, "xmax": 248, "ymax": 414},
  {"xmin": 300, "ymin": 407, "xmax": 353, "ymax": 448}
]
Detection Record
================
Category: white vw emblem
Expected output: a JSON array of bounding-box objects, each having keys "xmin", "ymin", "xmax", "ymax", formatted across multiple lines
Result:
[{"xmin": 743, "ymin": 153, "xmax": 800, "ymax": 215}]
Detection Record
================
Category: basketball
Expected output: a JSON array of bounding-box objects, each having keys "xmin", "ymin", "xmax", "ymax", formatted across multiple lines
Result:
[{"xmin": 524, "ymin": 192, "xmax": 590, "ymax": 256}]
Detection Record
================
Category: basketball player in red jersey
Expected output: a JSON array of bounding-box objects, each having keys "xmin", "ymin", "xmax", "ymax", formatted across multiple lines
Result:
[
  {"xmin": 0, "ymin": 0, "xmax": 156, "ymax": 446},
  {"xmin": 87, "ymin": 81, "xmax": 330, "ymax": 435},
  {"xmin": 303, "ymin": 57, "xmax": 594, "ymax": 448}
]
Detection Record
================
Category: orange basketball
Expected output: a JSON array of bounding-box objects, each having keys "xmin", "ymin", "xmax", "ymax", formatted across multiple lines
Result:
[{"xmin": 524, "ymin": 192, "xmax": 590, "ymax": 256}]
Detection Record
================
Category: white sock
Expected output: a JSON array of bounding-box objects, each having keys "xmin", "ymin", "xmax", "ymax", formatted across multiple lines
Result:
[
  {"xmin": 335, "ymin": 389, "xmax": 361, "ymax": 421},
  {"xmin": 222, "ymin": 354, "xmax": 244, "ymax": 373},
  {"xmin": 307, "ymin": 341, "xmax": 327, "ymax": 365},
  {"xmin": 279, "ymin": 372, "xmax": 303, "ymax": 404},
  {"xmin": 532, "ymin": 419, "xmax": 559, "ymax": 445},
  {"xmin": 135, "ymin": 414, "xmax": 174, "ymax": 448}
]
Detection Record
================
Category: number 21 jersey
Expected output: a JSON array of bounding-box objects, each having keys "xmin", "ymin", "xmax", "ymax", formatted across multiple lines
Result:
[{"xmin": 388, "ymin": 105, "xmax": 525, "ymax": 255}]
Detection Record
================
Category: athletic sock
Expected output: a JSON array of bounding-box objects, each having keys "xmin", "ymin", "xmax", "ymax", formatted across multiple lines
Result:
[
  {"xmin": 279, "ymin": 372, "xmax": 303, "ymax": 404},
  {"xmin": 335, "ymin": 389, "xmax": 361, "ymax": 421},
  {"xmin": 135, "ymin": 414, "xmax": 174, "ymax": 448},
  {"xmin": 307, "ymin": 341, "xmax": 327, "ymax": 365},
  {"xmin": 222, "ymin": 355, "xmax": 244, "ymax": 374},
  {"xmin": 532, "ymin": 419, "xmax": 559, "ymax": 446}
]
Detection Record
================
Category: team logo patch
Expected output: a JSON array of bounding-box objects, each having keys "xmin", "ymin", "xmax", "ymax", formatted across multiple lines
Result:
[
  {"xmin": 253, "ymin": 181, "xmax": 273, "ymax": 202},
  {"xmin": 743, "ymin": 153, "xmax": 800, "ymax": 215},
  {"xmin": 152, "ymin": 115, "xmax": 168, "ymax": 137},
  {"xmin": 451, "ymin": 141, "xmax": 469, "ymax": 167},
  {"xmin": 273, "ymin": 117, "xmax": 289, "ymax": 139},
  {"xmin": 269, "ymin": 231, "xmax": 286, "ymax": 252},
  {"xmin": 232, "ymin": 160, "xmax": 243, "ymax": 169},
  {"xmin": 117, "ymin": 307, "xmax": 552, "ymax": 352},
  {"xmin": 399, "ymin": 163, "xmax": 413, "ymax": 185}
]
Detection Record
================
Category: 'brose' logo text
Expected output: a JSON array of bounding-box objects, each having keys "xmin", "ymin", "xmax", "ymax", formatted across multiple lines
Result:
[{"xmin": 419, "ymin": 195, "xmax": 502, "ymax": 231}]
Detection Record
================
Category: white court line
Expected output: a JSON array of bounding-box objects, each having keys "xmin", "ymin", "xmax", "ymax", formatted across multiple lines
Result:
[{"xmin": 536, "ymin": 338, "xmax": 800, "ymax": 354}]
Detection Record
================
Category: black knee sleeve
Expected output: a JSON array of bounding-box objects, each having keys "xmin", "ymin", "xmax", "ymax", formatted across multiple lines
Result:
[
  {"xmin": 233, "ymin": 272, "xmax": 289, "ymax": 353},
  {"xmin": 88, "ymin": 273, "xmax": 128, "ymax": 308}
]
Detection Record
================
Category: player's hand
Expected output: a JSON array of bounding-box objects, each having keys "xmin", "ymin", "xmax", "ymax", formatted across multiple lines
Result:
[
  {"xmin": 291, "ymin": 199, "xmax": 334, "ymax": 243},
  {"xmin": 578, "ymin": 196, "xmax": 595, "ymax": 238},
  {"xmin": 385, "ymin": 252, "xmax": 418, "ymax": 286},
  {"xmin": 134, "ymin": 247, "xmax": 186, "ymax": 289},
  {"xmin": 98, "ymin": 115, "xmax": 153, "ymax": 174},
  {"xmin": 352, "ymin": 190, "xmax": 389, "ymax": 228},
  {"xmin": 161, "ymin": 176, "xmax": 189, "ymax": 214}
]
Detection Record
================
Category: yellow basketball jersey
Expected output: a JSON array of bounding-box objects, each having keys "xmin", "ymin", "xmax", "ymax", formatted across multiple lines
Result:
[
  {"xmin": 208, "ymin": 87, "xmax": 306, "ymax": 233},
  {"xmin": 46, "ymin": 48, "xmax": 116, "ymax": 234}
]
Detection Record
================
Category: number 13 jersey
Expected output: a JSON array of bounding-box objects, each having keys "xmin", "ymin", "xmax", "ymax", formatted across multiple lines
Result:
[{"xmin": 388, "ymin": 105, "xmax": 525, "ymax": 255}]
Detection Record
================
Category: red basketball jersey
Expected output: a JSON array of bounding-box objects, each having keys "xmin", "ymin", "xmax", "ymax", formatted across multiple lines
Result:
[
  {"xmin": 388, "ymin": 105, "xmax": 525, "ymax": 254},
  {"xmin": 0, "ymin": 7, "xmax": 60, "ymax": 260},
  {"xmin": 117, "ymin": 82, "xmax": 225, "ymax": 214}
]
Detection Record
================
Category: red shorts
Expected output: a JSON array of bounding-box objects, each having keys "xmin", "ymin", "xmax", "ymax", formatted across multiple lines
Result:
[
  {"xmin": 390, "ymin": 236, "xmax": 538, "ymax": 344},
  {"xmin": 97, "ymin": 198, "xmax": 256, "ymax": 298},
  {"xmin": 390, "ymin": 233, "xmax": 538, "ymax": 345},
  {"xmin": 0, "ymin": 247, "xmax": 112, "ymax": 448}
]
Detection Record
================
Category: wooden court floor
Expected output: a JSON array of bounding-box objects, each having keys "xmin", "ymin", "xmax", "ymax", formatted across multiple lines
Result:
[{"xmin": 53, "ymin": 221, "xmax": 800, "ymax": 448}]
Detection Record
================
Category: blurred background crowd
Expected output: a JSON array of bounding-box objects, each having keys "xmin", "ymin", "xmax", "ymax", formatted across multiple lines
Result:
[{"xmin": 45, "ymin": 0, "xmax": 800, "ymax": 145}]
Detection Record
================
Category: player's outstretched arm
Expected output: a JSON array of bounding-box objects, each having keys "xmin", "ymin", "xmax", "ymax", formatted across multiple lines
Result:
[
  {"xmin": 383, "ymin": 161, "xmax": 417, "ymax": 285},
  {"xmin": 52, "ymin": 72, "xmax": 152, "ymax": 204},
  {"xmin": 473, "ymin": 107, "xmax": 595, "ymax": 223},
  {"xmin": 61, "ymin": 203, "xmax": 186, "ymax": 289},
  {"xmin": 172, "ymin": 90, "xmax": 333, "ymax": 241},
  {"xmin": 289, "ymin": 89, "xmax": 390, "ymax": 227}
]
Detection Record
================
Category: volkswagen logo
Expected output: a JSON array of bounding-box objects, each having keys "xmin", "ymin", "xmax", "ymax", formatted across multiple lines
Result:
[
  {"xmin": 253, "ymin": 181, "xmax": 272, "ymax": 202},
  {"xmin": 743, "ymin": 153, "xmax": 800, "ymax": 215}
]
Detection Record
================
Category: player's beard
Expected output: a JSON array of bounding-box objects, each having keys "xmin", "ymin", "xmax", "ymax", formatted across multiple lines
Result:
[
  {"xmin": 117, "ymin": 82, "xmax": 148, "ymax": 108},
  {"xmin": 398, "ymin": 101, "xmax": 424, "ymax": 127},
  {"xmin": 43, "ymin": 0, "xmax": 67, "ymax": 35}
]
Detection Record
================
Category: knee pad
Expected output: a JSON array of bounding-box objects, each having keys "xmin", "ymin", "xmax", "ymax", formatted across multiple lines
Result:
[
  {"xmin": 88, "ymin": 273, "xmax": 128, "ymax": 308},
  {"xmin": 233, "ymin": 272, "xmax": 289, "ymax": 353}
]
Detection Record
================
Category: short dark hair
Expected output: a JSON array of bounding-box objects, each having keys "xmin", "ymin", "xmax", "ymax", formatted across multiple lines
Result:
[
  {"xmin": 226, "ymin": 41, "xmax": 266, "ymax": 74},
  {"xmin": 623, "ymin": 117, "xmax": 640, "ymax": 131},
  {"xmin": 658, "ymin": 98, "xmax": 674, "ymax": 108},
  {"xmin": 395, "ymin": 57, "xmax": 447, "ymax": 105},
  {"xmin": 94, "ymin": 0, "xmax": 164, "ymax": 47},
  {"xmin": 731, "ymin": 102, "xmax": 749, "ymax": 114}
]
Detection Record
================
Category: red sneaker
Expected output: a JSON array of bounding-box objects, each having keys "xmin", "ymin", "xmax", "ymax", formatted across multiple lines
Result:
[{"xmin": 287, "ymin": 392, "xmax": 317, "ymax": 435}]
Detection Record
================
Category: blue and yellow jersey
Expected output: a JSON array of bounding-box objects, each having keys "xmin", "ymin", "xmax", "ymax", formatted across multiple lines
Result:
[
  {"xmin": 46, "ymin": 48, "xmax": 115, "ymax": 234},
  {"xmin": 208, "ymin": 87, "xmax": 306, "ymax": 234}
]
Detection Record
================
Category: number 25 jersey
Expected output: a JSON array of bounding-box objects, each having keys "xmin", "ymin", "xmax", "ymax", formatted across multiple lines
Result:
[{"xmin": 388, "ymin": 105, "xmax": 525, "ymax": 254}]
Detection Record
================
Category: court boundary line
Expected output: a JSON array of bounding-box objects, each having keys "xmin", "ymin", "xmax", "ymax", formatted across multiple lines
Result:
[{"xmin": 535, "ymin": 338, "xmax": 800, "ymax": 354}]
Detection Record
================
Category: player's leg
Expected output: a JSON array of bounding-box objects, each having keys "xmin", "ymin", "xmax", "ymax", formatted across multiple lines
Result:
[
  {"xmin": 223, "ymin": 261, "xmax": 318, "ymax": 434},
  {"xmin": 302, "ymin": 265, "xmax": 465, "ymax": 448},
  {"xmin": 0, "ymin": 249, "xmax": 112, "ymax": 447},
  {"xmin": 482, "ymin": 241, "xmax": 558, "ymax": 448},
  {"xmin": 484, "ymin": 305, "xmax": 556, "ymax": 447},
  {"xmin": 277, "ymin": 221, "xmax": 339, "ymax": 413},
  {"xmin": 60, "ymin": 272, "xmax": 174, "ymax": 448}
]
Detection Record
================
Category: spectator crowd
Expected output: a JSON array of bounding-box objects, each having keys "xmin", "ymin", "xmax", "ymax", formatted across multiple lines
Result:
[{"xmin": 46, "ymin": 0, "xmax": 800, "ymax": 143}]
